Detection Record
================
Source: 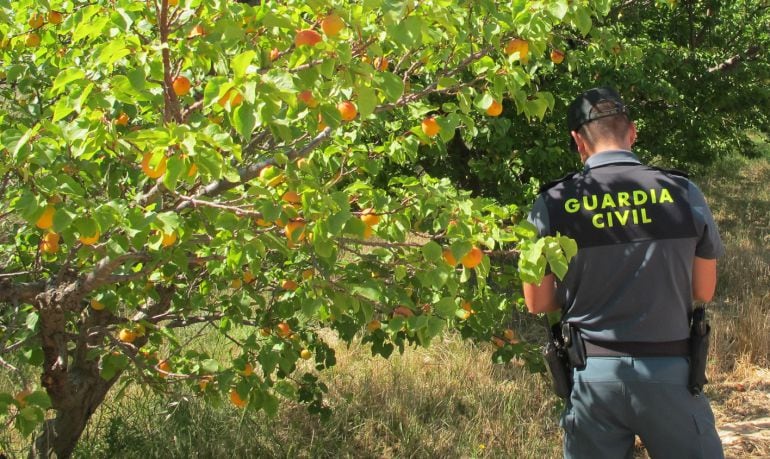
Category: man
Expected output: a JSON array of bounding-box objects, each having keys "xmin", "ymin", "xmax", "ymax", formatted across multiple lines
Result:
[{"xmin": 523, "ymin": 87, "xmax": 725, "ymax": 458}]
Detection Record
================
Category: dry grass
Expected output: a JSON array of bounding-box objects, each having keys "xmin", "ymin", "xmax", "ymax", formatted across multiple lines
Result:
[{"xmin": 2, "ymin": 157, "xmax": 769, "ymax": 458}]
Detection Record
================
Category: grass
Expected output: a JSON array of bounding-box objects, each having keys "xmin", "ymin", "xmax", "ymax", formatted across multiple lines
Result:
[{"xmin": 2, "ymin": 155, "xmax": 769, "ymax": 458}]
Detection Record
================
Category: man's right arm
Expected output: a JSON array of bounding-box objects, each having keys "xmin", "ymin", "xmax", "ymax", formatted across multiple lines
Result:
[
  {"xmin": 692, "ymin": 257, "xmax": 717, "ymax": 302},
  {"xmin": 688, "ymin": 181, "xmax": 724, "ymax": 303}
]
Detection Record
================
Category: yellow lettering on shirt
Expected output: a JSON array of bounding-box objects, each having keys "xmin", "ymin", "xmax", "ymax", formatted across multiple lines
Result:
[{"xmin": 562, "ymin": 188, "xmax": 675, "ymax": 229}]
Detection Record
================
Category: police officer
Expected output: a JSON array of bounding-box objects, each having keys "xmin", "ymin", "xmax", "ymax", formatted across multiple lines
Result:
[{"xmin": 523, "ymin": 87, "xmax": 725, "ymax": 458}]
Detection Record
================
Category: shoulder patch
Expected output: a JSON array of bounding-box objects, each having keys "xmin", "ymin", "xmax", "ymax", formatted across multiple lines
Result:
[{"xmin": 539, "ymin": 172, "xmax": 578, "ymax": 194}]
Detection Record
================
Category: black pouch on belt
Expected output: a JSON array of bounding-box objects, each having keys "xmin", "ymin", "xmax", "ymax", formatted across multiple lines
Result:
[
  {"xmin": 542, "ymin": 323, "xmax": 572, "ymax": 399},
  {"xmin": 563, "ymin": 323, "xmax": 587, "ymax": 370},
  {"xmin": 688, "ymin": 306, "xmax": 711, "ymax": 395}
]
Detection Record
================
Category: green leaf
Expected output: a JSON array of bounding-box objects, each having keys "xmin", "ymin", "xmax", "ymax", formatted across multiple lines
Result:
[
  {"xmin": 434, "ymin": 297, "xmax": 457, "ymax": 316},
  {"xmin": 52, "ymin": 68, "xmax": 86, "ymax": 95},
  {"xmin": 573, "ymin": 7, "xmax": 593, "ymax": 36},
  {"xmin": 231, "ymin": 51, "xmax": 256, "ymax": 79},
  {"xmin": 421, "ymin": 241, "xmax": 443, "ymax": 263},
  {"xmin": 375, "ymin": 72, "xmax": 404, "ymax": 103},
  {"xmin": 201, "ymin": 359, "xmax": 219, "ymax": 373},
  {"xmin": 357, "ymin": 86, "xmax": 377, "ymax": 119},
  {"xmin": 25, "ymin": 391, "xmax": 51, "ymax": 410},
  {"xmin": 546, "ymin": 1, "xmax": 569, "ymax": 20},
  {"xmin": 559, "ymin": 235, "xmax": 578, "ymax": 260},
  {"xmin": 233, "ymin": 103, "xmax": 257, "ymax": 141}
]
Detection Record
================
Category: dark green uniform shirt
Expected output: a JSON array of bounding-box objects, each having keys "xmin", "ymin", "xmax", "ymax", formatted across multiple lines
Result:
[{"xmin": 529, "ymin": 150, "xmax": 724, "ymax": 342}]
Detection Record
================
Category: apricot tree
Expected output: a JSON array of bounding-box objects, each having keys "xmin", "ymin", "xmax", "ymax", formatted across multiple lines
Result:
[{"xmin": 0, "ymin": 0, "xmax": 618, "ymax": 456}]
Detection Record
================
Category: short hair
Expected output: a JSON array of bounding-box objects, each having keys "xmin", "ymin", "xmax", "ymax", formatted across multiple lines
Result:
[{"xmin": 577, "ymin": 101, "xmax": 632, "ymax": 148}]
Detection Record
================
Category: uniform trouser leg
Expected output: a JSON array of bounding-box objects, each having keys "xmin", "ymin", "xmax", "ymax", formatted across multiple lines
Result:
[{"xmin": 561, "ymin": 356, "xmax": 724, "ymax": 459}]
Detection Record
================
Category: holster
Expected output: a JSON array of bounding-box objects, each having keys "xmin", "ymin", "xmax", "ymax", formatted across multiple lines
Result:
[
  {"xmin": 542, "ymin": 323, "xmax": 573, "ymax": 399},
  {"xmin": 563, "ymin": 322, "xmax": 587, "ymax": 370},
  {"xmin": 688, "ymin": 306, "xmax": 711, "ymax": 395}
]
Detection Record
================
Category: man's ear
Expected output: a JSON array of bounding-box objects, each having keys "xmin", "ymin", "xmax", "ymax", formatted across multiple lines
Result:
[
  {"xmin": 628, "ymin": 122, "xmax": 637, "ymax": 147},
  {"xmin": 571, "ymin": 130, "xmax": 589, "ymax": 162}
]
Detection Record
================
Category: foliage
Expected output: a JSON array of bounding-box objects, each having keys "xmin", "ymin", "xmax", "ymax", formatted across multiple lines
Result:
[{"xmin": 0, "ymin": 0, "xmax": 603, "ymax": 454}]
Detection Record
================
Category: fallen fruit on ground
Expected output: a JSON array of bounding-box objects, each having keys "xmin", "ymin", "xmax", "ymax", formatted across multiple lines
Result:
[
  {"xmin": 300, "ymin": 349, "xmax": 312, "ymax": 360},
  {"xmin": 90, "ymin": 299, "xmax": 105, "ymax": 311}
]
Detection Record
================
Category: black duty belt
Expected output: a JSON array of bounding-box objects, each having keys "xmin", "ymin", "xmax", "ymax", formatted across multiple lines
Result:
[{"xmin": 584, "ymin": 339, "xmax": 690, "ymax": 357}]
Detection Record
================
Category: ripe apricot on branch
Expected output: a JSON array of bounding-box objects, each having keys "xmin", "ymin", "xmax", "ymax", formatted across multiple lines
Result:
[
  {"xmin": 79, "ymin": 230, "xmax": 100, "ymax": 246},
  {"xmin": 505, "ymin": 38, "xmax": 529, "ymax": 63},
  {"xmin": 29, "ymin": 14, "xmax": 45, "ymax": 29},
  {"xmin": 281, "ymin": 279, "xmax": 298, "ymax": 291},
  {"xmin": 40, "ymin": 232, "xmax": 60, "ymax": 254},
  {"xmin": 25, "ymin": 33, "xmax": 41, "ymax": 48},
  {"xmin": 230, "ymin": 389, "xmax": 247, "ymax": 408},
  {"xmin": 461, "ymin": 246, "xmax": 483, "ymax": 269},
  {"xmin": 421, "ymin": 117, "xmax": 440, "ymax": 137},
  {"xmin": 337, "ymin": 101, "xmax": 357, "ymax": 121},
  {"xmin": 282, "ymin": 190, "xmax": 302, "ymax": 205},
  {"xmin": 36, "ymin": 206, "xmax": 56, "ymax": 230},
  {"xmin": 442, "ymin": 249, "xmax": 457, "ymax": 266},
  {"xmin": 366, "ymin": 320, "xmax": 381, "ymax": 332},
  {"xmin": 277, "ymin": 322, "xmax": 292, "ymax": 338},
  {"xmin": 486, "ymin": 100, "xmax": 503, "ymax": 117},
  {"xmin": 114, "ymin": 112, "xmax": 129, "ymax": 126},
  {"xmin": 321, "ymin": 14, "xmax": 345, "ymax": 37},
  {"xmin": 48, "ymin": 11, "xmax": 63, "ymax": 25},
  {"xmin": 90, "ymin": 298, "xmax": 105, "ymax": 311},
  {"xmin": 393, "ymin": 306, "xmax": 414, "ymax": 318},
  {"xmin": 172, "ymin": 76, "xmax": 191, "ymax": 96},
  {"xmin": 550, "ymin": 49, "xmax": 565, "ymax": 64},
  {"xmin": 141, "ymin": 153, "xmax": 167, "ymax": 179},
  {"xmin": 188, "ymin": 24, "xmax": 205, "ymax": 38},
  {"xmin": 160, "ymin": 231, "xmax": 177, "ymax": 248},
  {"xmin": 295, "ymin": 29, "xmax": 322, "ymax": 47},
  {"xmin": 285, "ymin": 220, "xmax": 306, "ymax": 244},
  {"xmin": 360, "ymin": 208, "xmax": 380, "ymax": 226},
  {"xmin": 297, "ymin": 90, "xmax": 318, "ymax": 107},
  {"xmin": 119, "ymin": 328, "xmax": 137, "ymax": 343},
  {"xmin": 217, "ymin": 89, "xmax": 243, "ymax": 108}
]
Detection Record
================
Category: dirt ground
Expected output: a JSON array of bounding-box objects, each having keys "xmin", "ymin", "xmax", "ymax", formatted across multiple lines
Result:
[{"xmin": 711, "ymin": 366, "xmax": 770, "ymax": 458}]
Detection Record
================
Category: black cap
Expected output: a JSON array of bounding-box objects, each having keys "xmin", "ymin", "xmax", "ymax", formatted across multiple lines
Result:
[{"xmin": 567, "ymin": 87, "xmax": 628, "ymax": 151}]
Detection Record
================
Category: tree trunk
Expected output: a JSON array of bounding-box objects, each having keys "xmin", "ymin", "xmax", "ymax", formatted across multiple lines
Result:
[{"xmin": 29, "ymin": 377, "xmax": 116, "ymax": 459}]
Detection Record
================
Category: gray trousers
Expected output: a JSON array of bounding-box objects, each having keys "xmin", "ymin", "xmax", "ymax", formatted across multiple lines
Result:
[{"xmin": 561, "ymin": 356, "xmax": 724, "ymax": 459}]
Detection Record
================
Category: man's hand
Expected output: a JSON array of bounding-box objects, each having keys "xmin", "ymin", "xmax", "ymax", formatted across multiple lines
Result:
[{"xmin": 523, "ymin": 273, "xmax": 561, "ymax": 314}]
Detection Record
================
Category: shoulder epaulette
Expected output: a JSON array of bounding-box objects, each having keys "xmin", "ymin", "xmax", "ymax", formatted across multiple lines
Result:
[{"xmin": 539, "ymin": 172, "xmax": 578, "ymax": 194}]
